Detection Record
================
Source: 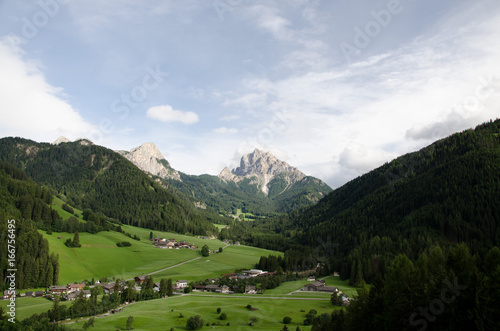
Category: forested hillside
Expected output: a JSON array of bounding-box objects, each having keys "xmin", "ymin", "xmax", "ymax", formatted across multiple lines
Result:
[
  {"xmin": 0, "ymin": 138, "xmax": 220, "ymax": 235},
  {"xmin": 166, "ymin": 173, "xmax": 331, "ymax": 219},
  {"xmin": 0, "ymin": 161, "xmax": 59, "ymax": 290},
  {"xmin": 224, "ymin": 119, "xmax": 500, "ymax": 282}
]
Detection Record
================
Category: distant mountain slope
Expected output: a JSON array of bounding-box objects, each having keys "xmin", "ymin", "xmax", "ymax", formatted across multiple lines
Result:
[
  {"xmin": 169, "ymin": 149, "xmax": 332, "ymax": 217},
  {"xmin": 0, "ymin": 137, "xmax": 219, "ymax": 235},
  {"xmin": 226, "ymin": 119, "xmax": 500, "ymax": 281}
]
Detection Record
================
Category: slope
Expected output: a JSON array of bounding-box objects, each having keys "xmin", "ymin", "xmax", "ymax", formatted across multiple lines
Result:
[{"xmin": 0, "ymin": 137, "xmax": 219, "ymax": 235}]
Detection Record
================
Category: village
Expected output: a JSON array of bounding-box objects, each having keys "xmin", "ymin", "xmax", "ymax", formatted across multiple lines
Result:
[
  {"xmin": 151, "ymin": 236, "xmax": 197, "ymax": 250},
  {"xmin": 3, "ymin": 269, "xmax": 351, "ymax": 307}
]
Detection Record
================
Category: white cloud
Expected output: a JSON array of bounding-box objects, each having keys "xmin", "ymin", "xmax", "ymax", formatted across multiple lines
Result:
[
  {"xmin": 339, "ymin": 143, "xmax": 395, "ymax": 173},
  {"xmin": 213, "ymin": 127, "xmax": 238, "ymax": 134},
  {"xmin": 146, "ymin": 105, "xmax": 199, "ymax": 124},
  {"xmin": 0, "ymin": 36, "xmax": 96, "ymax": 143}
]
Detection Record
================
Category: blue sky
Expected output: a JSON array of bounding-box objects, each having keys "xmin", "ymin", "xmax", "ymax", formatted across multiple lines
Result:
[{"xmin": 1, "ymin": 0, "xmax": 499, "ymax": 188}]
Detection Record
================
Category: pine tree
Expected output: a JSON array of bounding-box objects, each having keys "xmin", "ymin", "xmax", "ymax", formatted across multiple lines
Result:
[
  {"xmin": 73, "ymin": 231, "xmax": 81, "ymax": 247},
  {"xmin": 166, "ymin": 279, "xmax": 173, "ymax": 297}
]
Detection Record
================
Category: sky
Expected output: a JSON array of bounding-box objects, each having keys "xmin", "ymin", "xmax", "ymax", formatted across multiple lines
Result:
[{"xmin": 1, "ymin": 0, "xmax": 499, "ymax": 188}]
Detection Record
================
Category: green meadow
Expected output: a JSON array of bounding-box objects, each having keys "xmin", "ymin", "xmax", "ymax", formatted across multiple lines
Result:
[
  {"xmin": 40, "ymin": 225, "xmax": 279, "ymax": 285},
  {"xmin": 150, "ymin": 245, "xmax": 283, "ymax": 282},
  {"xmin": 66, "ymin": 294, "xmax": 335, "ymax": 330},
  {"xmin": 51, "ymin": 196, "xmax": 84, "ymax": 220},
  {"xmin": 0, "ymin": 297, "xmax": 71, "ymax": 321}
]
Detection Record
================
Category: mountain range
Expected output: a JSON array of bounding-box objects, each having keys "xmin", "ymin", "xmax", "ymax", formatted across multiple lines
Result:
[
  {"xmin": 117, "ymin": 143, "xmax": 332, "ymax": 218},
  {"xmin": 0, "ymin": 136, "xmax": 331, "ymax": 226}
]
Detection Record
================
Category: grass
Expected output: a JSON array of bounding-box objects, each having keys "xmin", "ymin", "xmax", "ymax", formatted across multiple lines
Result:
[
  {"xmin": 263, "ymin": 276, "xmax": 358, "ymax": 298},
  {"xmin": 145, "ymin": 245, "xmax": 282, "ymax": 282},
  {"xmin": 0, "ymin": 297, "xmax": 71, "ymax": 321},
  {"xmin": 214, "ymin": 224, "xmax": 229, "ymax": 231},
  {"xmin": 323, "ymin": 276, "xmax": 358, "ymax": 298},
  {"xmin": 40, "ymin": 225, "xmax": 280, "ymax": 285},
  {"xmin": 51, "ymin": 196, "xmax": 84, "ymax": 220},
  {"xmin": 65, "ymin": 294, "xmax": 335, "ymax": 330}
]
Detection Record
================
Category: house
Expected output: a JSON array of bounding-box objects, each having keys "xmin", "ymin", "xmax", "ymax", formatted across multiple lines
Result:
[
  {"xmin": 205, "ymin": 285, "xmax": 221, "ymax": 292},
  {"xmin": 24, "ymin": 291, "xmax": 34, "ymax": 297},
  {"xmin": 302, "ymin": 280, "xmax": 338, "ymax": 293},
  {"xmin": 243, "ymin": 269, "xmax": 264, "ymax": 277},
  {"xmin": 49, "ymin": 286, "xmax": 69, "ymax": 295},
  {"xmin": 245, "ymin": 285, "xmax": 257, "ymax": 294},
  {"xmin": 307, "ymin": 276, "xmax": 316, "ymax": 282},
  {"xmin": 3, "ymin": 290, "xmax": 16, "ymax": 299},
  {"xmin": 339, "ymin": 294, "xmax": 353, "ymax": 306},
  {"xmin": 135, "ymin": 276, "xmax": 147, "ymax": 285},
  {"xmin": 82, "ymin": 290, "xmax": 91, "ymax": 298},
  {"xmin": 234, "ymin": 241, "xmax": 241, "ymax": 246},
  {"xmin": 68, "ymin": 282, "xmax": 86, "ymax": 292},
  {"xmin": 194, "ymin": 285, "xmax": 206, "ymax": 291},
  {"xmin": 176, "ymin": 280, "xmax": 188, "ymax": 289},
  {"xmin": 221, "ymin": 285, "xmax": 231, "ymax": 294},
  {"xmin": 153, "ymin": 283, "xmax": 160, "ymax": 292},
  {"xmin": 34, "ymin": 291, "xmax": 45, "ymax": 297},
  {"xmin": 100, "ymin": 283, "xmax": 116, "ymax": 294},
  {"xmin": 221, "ymin": 273, "xmax": 238, "ymax": 280}
]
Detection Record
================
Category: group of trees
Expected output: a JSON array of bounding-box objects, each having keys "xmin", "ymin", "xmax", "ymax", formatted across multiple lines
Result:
[
  {"xmin": 312, "ymin": 244, "xmax": 500, "ymax": 331},
  {"xmin": 64, "ymin": 231, "xmax": 81, "ymax": 248},
  {"xmin": 0, "ymin": 162, "xmax": 60, "ymax": 291}
]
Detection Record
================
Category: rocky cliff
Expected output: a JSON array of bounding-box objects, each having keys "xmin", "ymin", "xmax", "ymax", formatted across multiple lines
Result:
[
  {"xmin": 219, "ymin": 149, "xmax": 308, "ymax": 195},
  {"xmin": 118, "ymin": 143, "xmax": 181, "ymax": 181}
]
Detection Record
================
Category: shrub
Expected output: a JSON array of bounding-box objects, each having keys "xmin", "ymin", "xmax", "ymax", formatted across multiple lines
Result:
[
  {"xmin": 246, "ymin": 304, "xmax": 252, "ymax": 310},
  {"xmin": 217, "ymin": 307, "xmax": 221, "ymax": 314},
  {"xmin": 116, "ymin": 241, "xmax": 132, "ymax": 247},
  {"xmin": 219, "ymin": 312, "xmax": 227, "ymax": 320},
  {"xmin": 283, "ymin": 316, "xmax": 292, "ymax": 324},
  {"xmin": 186, "ymin": 315, "xmax": 204, "ymax": 330},
  {"xmin": 62, "ymin": 204, "xmax": 74, "ymax": 214}
]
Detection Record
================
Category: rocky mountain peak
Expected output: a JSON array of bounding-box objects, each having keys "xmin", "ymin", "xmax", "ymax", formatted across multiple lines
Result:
[
  {"xmin": 120, "ymin": 143, "xmax": 181, "ymax": 181},
  {"xmin": 52, "ymin": 136, "xmax": 71, "ymax": 145},
  {"xmin": 219, "ymin": 149, "xmax": 306, "ymax": 195}
]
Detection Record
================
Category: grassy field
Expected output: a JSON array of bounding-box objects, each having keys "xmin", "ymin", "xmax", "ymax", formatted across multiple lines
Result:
[
  {"xmin": 263, "ymin": 276, "xmax": 358, "ymax": 298},
  {"xmin": 51, "ymin": 196, "xmax": 84, "ymax": 220},
  {"xmin": 0, "ymin": 297, "xmax": 71, "ymax": 321},
  {"xmin": 146, "ymin": 245, "xmax": 282, "ymax": 282},
  {"xmin": 41, "ymin": 225, "xmax": 279, "ymax": 285},
  {"xmin": 66, "ymin": 294, "xmax": 335, "ymax": 330},
  {"xmin": 323, "ymin": 277, "xmax": 358, "ymax": 297}
]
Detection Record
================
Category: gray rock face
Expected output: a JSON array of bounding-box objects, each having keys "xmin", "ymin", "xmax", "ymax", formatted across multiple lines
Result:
[
  {"xmin": 52, "ymin": 136, "xmax": 71, "ymax": 145},
  {"xmin": 120, "ymin": 143, "xmax": 181, "ymax": 181},
  {"xmin": 218, "ymin": 149, "xmax": 306, "ymax": 195}
]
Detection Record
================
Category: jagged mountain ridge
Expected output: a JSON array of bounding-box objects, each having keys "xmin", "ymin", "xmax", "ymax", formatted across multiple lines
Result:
[
  {"xmin": 120, "ymin": 142, "xmax": 331, "ymax": 217},
  {"xmin": 219, "ymin": 149, "xmax": 307, "ymax": 195},
  {"xmin": 118, "ymin": 143, "xmax": 181, "ymax": 181}
]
